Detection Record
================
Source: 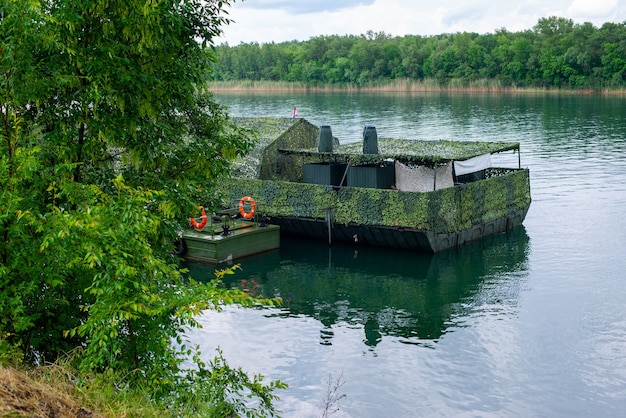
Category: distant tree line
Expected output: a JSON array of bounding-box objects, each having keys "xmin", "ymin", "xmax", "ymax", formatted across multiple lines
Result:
[{"xmin": 212, "ymin": 16, "xmax": 626, "ymax": 89}]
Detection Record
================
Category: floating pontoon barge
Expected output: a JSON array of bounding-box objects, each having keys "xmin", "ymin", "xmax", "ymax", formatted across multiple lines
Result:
[{"xmin": 219, "ymin": 117, "xmax": 530, "ymax": 253}]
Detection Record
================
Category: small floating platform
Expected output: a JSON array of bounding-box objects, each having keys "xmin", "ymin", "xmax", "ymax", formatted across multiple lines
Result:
[{"xmin": 181, "ymin": 220, "xmax": 280, "ymax": 264}]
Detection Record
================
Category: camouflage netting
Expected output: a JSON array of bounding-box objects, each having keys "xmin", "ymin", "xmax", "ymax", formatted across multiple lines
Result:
[
  {"xmin": 231, "ymin": 118, "xmax": 519, "ymax": 181},
  {"xmin": 273, "ymin": 138, "xmax": 519, "ymax": 171},
  {"xmin": 230, "ymin": 117, "xmax": 323, "ymax": 179},
  {"xmin": 223, "ymin": 179, "xmax": 336, "ymax": 220},
  {"xmin": 221, "ymin": 169, "xmax": 530, "ymax": 233},
  {"xmin": 338, "ymin": 138, "xmax": 518, "ymax": 166},
  {"xmin": 222, "ymin": 118, "xmax": 530, "ymax": 233}
]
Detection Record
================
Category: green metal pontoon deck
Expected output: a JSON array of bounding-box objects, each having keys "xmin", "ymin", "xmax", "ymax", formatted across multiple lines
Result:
[{"xmin": 180, "ymin": 208, "xmax": 280, "ymax": 264}]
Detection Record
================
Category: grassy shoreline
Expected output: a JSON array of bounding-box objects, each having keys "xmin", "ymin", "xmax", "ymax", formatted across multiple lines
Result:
[
  {"xmin": 207, "ymin": 79, "xmax": 626, "ymax": 95},
  {"xmin": 1, "ymin": 364, "xmax": 162, "ymax": 418}
]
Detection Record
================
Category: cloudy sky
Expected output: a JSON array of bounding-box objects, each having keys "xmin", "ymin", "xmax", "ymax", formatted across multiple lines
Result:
[{"xmin": 217, "ymin": 0, "xmax": 625, "ymax": 45}]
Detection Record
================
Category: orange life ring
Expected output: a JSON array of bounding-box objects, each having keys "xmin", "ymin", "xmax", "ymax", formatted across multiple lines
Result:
[
  {"xmin": 238, "ymin": 196, "xmax": 256, "ymax": 219},
  {"xmin": 190, "ymin": 206, "xmax": 207, "ymax": 230}
]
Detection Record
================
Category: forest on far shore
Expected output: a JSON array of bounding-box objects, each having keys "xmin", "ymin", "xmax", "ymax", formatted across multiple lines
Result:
[{"xmin": 211, "ymin": 16, "xmax": 626, "ymax": 91}]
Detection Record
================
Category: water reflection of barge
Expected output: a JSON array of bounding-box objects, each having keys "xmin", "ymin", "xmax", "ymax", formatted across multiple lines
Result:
[
  {"xmin": 185, "ymin": 227, "xmax": 530, "ymax": 346},
  {"xmin": 222, "ymin": 117, "xmax": 531, "ymax": 253}
]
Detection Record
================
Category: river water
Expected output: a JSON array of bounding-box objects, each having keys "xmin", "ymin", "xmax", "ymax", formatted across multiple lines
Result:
[{"xmin": 186, "ymin": 92, "xmax": 626, "ymax": 417}]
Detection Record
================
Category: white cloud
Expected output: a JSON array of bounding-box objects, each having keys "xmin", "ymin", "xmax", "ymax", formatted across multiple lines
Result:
[
  {"xmin": 217, "ymin": 0, "xmax": 626, "ymax": 45},
  {"xmin": 568, "ymin": 0, "xmax": 619, "ymax": 18},
  {"xmin": 237, "ymin": 0, "xmax": 375, "ymax": 14}
]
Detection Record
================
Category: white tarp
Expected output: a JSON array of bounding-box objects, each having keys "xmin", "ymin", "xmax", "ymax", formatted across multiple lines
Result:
[
  {"xmin": 453, "ymin": 153, "xmax": 492, "ymax": 176},
  {"xmin": 395, "ymin": 161, "xmax": 454, "ymax": 192}
]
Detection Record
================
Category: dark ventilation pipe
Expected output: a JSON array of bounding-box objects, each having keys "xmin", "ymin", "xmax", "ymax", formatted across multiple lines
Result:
[
  {"xmin": 318, "ymin": 125, "xmax": 333, "ymax": 152},
  {"xmin": 363, "ymin": 126, "xmax": 378, "ymax": 154}
]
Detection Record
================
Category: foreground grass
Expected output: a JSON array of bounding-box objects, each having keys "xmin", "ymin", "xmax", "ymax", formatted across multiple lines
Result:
[
  {"xmin": 1, "ymin": 364, "xmax": 247, "ymax": 418},
  {"xmin": 0, "ymin": 365, "xmax": 164, "ymax": 418},
  {"xmin": 1, "ymin": 352, "xmax": 284, "ymax": 418},
  {"xmin": 1, "ymin": 365, "xmax": 95, "ymax": 417}
]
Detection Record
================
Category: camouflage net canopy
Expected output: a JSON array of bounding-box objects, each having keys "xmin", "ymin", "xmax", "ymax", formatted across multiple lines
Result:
[
  {"xmin": 230, "ymin": 117, "xmax": 322, "ymax": 179},
  {"xmin": 338, "ymin": 138, "xmax": 519, "ymax": 166},
  {"xmin": 223, "ymin": 117, "xmax": 531, "ymax": 233},
  {"xmin": 230, "ymin": 117, "xmax": 520, "ymax": 180},
  {"xmin": 278, "ymin": 138, "xmax": 520, "ymax": 168}
]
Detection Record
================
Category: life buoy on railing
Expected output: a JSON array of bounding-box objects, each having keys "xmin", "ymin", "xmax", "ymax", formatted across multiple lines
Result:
[
  {"xmin": 238, "ymin": 196, "xmax": 256, "ymax": 219},
  {"xmin": 190, "ymin": 206, "xmax": 207, "ymax": 230}
]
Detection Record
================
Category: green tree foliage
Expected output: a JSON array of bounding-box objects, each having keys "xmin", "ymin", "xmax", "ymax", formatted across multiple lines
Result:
[
  {"xmin": 1, "ymin": 0, "xmax": 285, "ymax": 414},
  {"xmin": 212, "ymin": 16, "xmax": 626, "ymax": 89}
]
